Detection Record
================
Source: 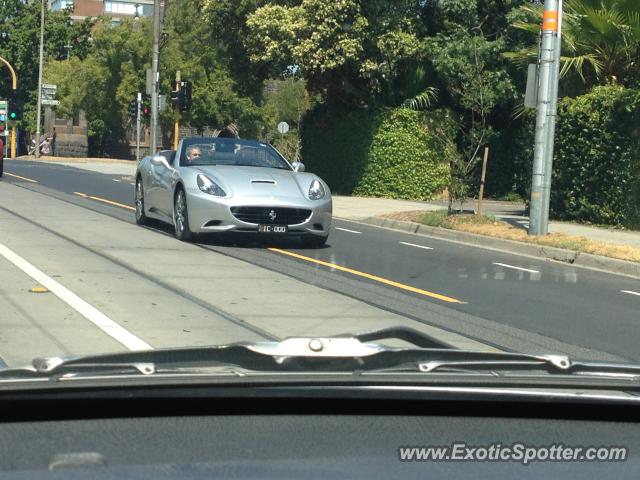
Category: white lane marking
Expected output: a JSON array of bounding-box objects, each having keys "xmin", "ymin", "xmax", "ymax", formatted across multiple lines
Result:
[
  {"xmin": 112, "ymin": 179, "xmax": 121, "ymax": 182},
  {"xmin": 621, "ymin": 290, "xmax": 640, "ymax": 297},
  {"xmin": 129, "ymin": 182, "xmax": 136, "ymax": 186},
  {"xmin": 335, "ymin": 227, "xmax": 362, "ymax": 234},
  {"xmin": 0, "ymin": 242, "xmax": 152, "ymax": 351},
  {"xmin": 400, "ymin": 241, "xmax": 434, "ymax": 251},
  {"xmin": 492, "ymin": 262, "xmax": 540, "ymax": 274}
]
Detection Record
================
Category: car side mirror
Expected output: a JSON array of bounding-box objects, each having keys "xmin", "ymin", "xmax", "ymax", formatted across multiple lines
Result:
[
  {"xmin": 151, "ymin": 155, "xmax": 171, "ymax": 170},
  {"xmin": 292, "ymin": 162, "xmax": 305, "ymax": 172}
]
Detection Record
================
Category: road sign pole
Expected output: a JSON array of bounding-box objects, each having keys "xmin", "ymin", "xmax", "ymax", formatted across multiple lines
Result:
[
  {"xmin": 136, "ymin": 92, "xmax": 142, "ymax": 163},
  {"xmin": 529, "ymin": 0, "xmax": 559, "ymax": 236}
]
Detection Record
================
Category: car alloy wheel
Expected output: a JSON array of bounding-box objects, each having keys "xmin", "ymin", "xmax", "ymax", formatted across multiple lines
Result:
[
  {"xmin": 135, "ymin": 178, "xmax": 147, "ymax": 225},
  {"xmin": 174, "ymin": 189, "xmax": 193, "ymax": 241}
]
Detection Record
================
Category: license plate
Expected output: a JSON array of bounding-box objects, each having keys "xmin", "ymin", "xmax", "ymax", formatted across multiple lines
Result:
[{"xmin": 258, "ymin": 224, "xmax": 288, "ymax": 234}]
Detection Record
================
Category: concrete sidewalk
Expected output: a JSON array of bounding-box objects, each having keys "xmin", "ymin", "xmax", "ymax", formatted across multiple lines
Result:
[{"xmin": 333, "ymin": 195, "xmax": 640, "ymax": 248}]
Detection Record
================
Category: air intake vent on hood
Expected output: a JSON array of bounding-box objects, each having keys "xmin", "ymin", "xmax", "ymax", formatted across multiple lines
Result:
[{"xmin": 251, "ymin": 179, "xmax": 276, "ymax": 184}]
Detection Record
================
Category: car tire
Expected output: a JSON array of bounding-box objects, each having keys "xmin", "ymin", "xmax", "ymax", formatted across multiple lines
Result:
[
  {"xmin": 174, "ymin": 187, "xmax": 194, "ymax": 242},
  {"xmin": 134, "ymin": 177, "xmax": 148, "ymax": 225},
  {"xmin": 302, "ymin": 234, "xmax": 328, "ymax": 248}
]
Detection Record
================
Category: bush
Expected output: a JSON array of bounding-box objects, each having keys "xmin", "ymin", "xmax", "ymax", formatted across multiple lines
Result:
[
  {"xmin": 301, "ymin": 106, "xmax": 452, "ymax": 200},
  {"xmin": 551, "ymin": 86, "xmax": 640, "ymax": 228}
]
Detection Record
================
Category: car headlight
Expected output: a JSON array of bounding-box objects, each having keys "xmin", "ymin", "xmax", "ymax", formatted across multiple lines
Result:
[
  {"xmin": 308, "ymin": 179, "xmax": 325, "ymax": 200},
  {"xmin": 197, "ymin": 174, "xmax": 226, "ymax": 196}
]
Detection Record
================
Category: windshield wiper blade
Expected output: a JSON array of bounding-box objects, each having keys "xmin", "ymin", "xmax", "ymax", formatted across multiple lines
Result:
[{"xmin": 347, "ymin": 326, "xmax": 456, "ymax": 349}]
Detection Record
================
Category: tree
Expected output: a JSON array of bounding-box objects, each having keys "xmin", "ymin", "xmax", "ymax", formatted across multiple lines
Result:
[
  {"xmin": 424, "ymin": 2, "xmax": 517, "ymax": 210},
  {"xmin": 161, "ymin": 0, "xmax": 265, "ymax": 139},
  {"xmin": 243, "ymin": 0, "xmax": 426, "ymax": 107},
  {"xmin": 0, "ymin": 2, "xmax": 93, "ymax": 135}
]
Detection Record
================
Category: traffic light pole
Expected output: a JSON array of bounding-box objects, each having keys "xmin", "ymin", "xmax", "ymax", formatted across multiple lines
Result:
[
  {"xmin": 529, "ymin": 0, "xmax": 560, "ymax": 236},
  {"xmin": 136, "ymin": 92, "xmax": 142, "ymax": 163},
  {"xmin": 0, "ymin": 56, "xmax": 17, "ymax": 159},
  {"xmin": 173, "ymin": 71, "xmax": 180, "ymax": 150}
]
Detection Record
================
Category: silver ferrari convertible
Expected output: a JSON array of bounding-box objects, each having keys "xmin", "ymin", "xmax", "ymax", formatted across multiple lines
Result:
[{"xmin": 134, "ymin": 137, "xmax": 332, "ymax": 247}]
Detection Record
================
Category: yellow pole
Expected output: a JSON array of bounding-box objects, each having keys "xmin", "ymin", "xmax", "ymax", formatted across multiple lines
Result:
[
  {"xmin": 173, "ymin": 70, "xmax": 180, "ymax": 150},
  {"xmin": 0, "ymin": 55, "xmax": 18, "ymax": 159}
]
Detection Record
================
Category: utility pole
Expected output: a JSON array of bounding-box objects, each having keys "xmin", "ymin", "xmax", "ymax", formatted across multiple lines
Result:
[
  {"xmin": 540, "ymin": 0, "xmax": 563, "ymax": 233},
  {"xmin": 529, "ymin": 0, "xmax": 561, "ymax": 236},
  {"xmin": 35, "ymin": 0, "xmax": 45, "ymax": 159},
  {"xmin": 136, "ymin": 92, "xmax": 142, "ymax": 163},
  {"xmin": 150, "ymin": 0, "xmax": 162, "ymax": 154}
]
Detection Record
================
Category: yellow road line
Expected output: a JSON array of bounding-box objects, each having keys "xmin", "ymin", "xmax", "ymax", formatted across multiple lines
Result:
[
  {"xmin": 74, "ymin": 192, "xmax": 135, "ymax": 211},
  {"xmin": 269, "ymin": 248, "xmax": 466, "ymax": 304},
  {"xmin": 4, "ymin": 172, "xmax": 38, "ymax": 183}
]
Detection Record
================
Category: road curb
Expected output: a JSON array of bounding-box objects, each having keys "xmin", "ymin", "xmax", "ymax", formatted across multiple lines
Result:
[{"xmin": 351, "ymin": 216, "xmax": 640, "ymax": 278}]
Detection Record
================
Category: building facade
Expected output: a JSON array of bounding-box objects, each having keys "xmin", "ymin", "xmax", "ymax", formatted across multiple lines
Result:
[{"xmin": 49, "ymin": 0, "xmax": 154, "ymax": 23}]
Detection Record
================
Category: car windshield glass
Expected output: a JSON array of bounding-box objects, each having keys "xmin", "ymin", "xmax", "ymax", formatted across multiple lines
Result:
[{"xmin": 180, "ymin": 139, "xmax": 290, "ymax": 170}]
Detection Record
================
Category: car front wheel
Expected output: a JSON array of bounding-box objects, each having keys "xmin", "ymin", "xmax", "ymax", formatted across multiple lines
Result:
[{"xmin": 174, "ymin": 188, "xmax": 194, "ymax": 242}]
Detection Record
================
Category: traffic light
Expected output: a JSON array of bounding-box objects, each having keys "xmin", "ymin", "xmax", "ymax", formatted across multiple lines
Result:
[
  {"xmin": 179, "ymin": 80, "xmax": 192, "ymax": 112},
  {"xmin": 170, "ymin": 84, "xmax": 180, "ymax": 104},
  {"xmin": 8, "ymin": 90, "xmax": 21, "ymax": 121},
  {"xmin": 128, "ymin": 99, "xmax": 137, "ymax": 120},
  {"xmin": 141, "ymin": 96, "xmax": 150, "ymax": 120}
]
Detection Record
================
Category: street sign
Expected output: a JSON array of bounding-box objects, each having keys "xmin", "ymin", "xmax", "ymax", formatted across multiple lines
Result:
[
  {"xmin": 42, "ymin": 99, "xmax": 60, "ymax": 106},
  {"xmin": 524, "ymin": 64, "xmax": 539, "ymax": 109},
  {"xmin": 42, "ymin": 84, "xmax": 58, "ymax": 103},
  {"xmin": 277, "ymin": 121, "xmax": 289, "ymax": 134}
]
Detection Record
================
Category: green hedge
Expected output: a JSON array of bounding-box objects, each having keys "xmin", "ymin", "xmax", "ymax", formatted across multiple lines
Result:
[
  {"xmin": 300, "ymin": 105, "xmax": 379, "ymax": 194},
  {"xmin": 483, "ymin": 113, "xmax": 535, "ymax": 200},
  {"xmin": 301, "ymin": 106, "xmax": 452, "ymax": 200},
  {"xmin": 550, "ymin": 86, "xmax": 640, "ymax": 228}
]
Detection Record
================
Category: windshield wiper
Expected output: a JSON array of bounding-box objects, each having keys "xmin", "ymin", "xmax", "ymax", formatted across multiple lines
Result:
[{"xmin": 1, "ymin": 327, "xmax": 639, "ymax": 381}]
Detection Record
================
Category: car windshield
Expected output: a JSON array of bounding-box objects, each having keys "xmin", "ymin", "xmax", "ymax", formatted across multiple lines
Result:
[
  {"xmin": 180, "ymin": 139, "xmax": 291, "ymax": 170},
  {"xmin": 1, "ymin": 0, "xmax": 640, "ymax": 397}
]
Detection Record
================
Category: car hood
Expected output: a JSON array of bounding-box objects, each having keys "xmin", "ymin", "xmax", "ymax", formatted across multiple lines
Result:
[{"xmin": 191, "ymin": 166, "xmax": 322, "ymax": 200}]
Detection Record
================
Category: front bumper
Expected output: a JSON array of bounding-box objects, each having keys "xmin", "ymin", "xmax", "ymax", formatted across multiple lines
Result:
[{"xmin": 185, "ymin": 188, "xmax": 332, "ymax": 237}]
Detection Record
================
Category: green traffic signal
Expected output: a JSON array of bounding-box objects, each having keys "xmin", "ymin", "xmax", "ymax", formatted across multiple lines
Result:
[{"xmin": 9, "ymin": 90, "xmax": 22, "ymax": 120}]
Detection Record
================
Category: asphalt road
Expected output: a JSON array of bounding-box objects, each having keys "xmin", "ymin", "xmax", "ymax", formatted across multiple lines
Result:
[{"xmin": 2, "ymin": 160, "xmax": 639, "ymax": 364}]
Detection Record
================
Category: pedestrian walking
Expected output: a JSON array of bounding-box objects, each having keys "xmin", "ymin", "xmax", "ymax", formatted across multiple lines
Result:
[{"xmin": 50, "ymin": 127, "xmax": 57, "ymax": 156}]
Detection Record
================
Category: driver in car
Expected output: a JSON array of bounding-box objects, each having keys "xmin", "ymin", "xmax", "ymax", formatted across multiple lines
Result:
[{"xmin": 186, "ymin": 146, "xmax": 201, "ymax": 164}]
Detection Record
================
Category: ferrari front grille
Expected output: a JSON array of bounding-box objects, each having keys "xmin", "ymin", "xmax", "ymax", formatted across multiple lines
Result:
[{"xmin": 230, "ymin": 206, "xmax": 312, "ymax": 225}]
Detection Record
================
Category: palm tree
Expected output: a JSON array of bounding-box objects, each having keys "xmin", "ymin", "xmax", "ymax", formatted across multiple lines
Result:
[{"xmin": 506, "ymin": 0, "xmax": 640, "ymax": 86}]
